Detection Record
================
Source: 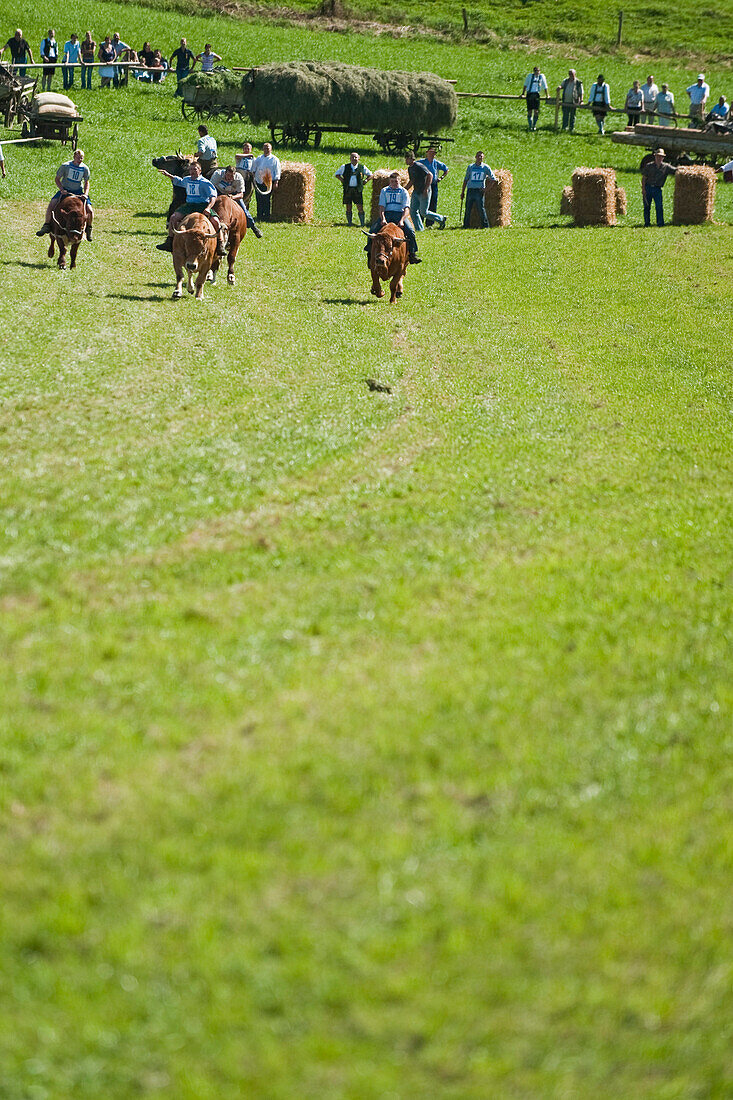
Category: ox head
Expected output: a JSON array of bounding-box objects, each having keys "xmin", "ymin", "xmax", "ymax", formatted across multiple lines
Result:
[
  {"xmin": 53, "ymin": 197, "xmax": 86, "ymax": 242},
  {"xmin": 363, "ymin": 228, "xmax": 406, "ymax": 278},
  {"xmin": 173, "ymin": 220, "xmax": 218, "ymax": 271},
  {"xmin": 152, "ymin": 152, "xmax": 194, "ymax": 176}
]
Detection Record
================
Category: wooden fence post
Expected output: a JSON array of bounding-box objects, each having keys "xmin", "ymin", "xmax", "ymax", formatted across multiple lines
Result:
[
  {"xmin": 462, "ymin": 7, "xmax": 469, "ymax": 33},
  {"xmin": 555, "ymin": 87, "xmax": 561, "ymax": 131},
  {"xmin": 617, "ymin": 11, "xmax": 623, "ymax": 46}
]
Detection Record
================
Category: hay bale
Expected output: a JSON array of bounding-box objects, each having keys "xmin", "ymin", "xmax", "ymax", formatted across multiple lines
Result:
[
  {"xmin": 672, "ymin": 165, "xmax": 716, "ymax": 225},
  {"xmin": 271, "ymin": 161, "xmax": 315, "ymax": 224},
  {"xmin": 571, "ymin": 167, "xmax": 616, "ymax": 226},
  {"xmin": 615, "ymin": 186, "xmax": 627, "ymax": 216},
  {"xmin": 243, "ymin": 61, "xmax": 457, "ymax": 134},
  {"xmin": 560, "ymin": 185, "xmax": 574, "ymax": 215},
  {"xmin": 369, "ymin": 168, "xmax": 410, "ymax": 224},
  {"xmin": 467, "ymin": 169, "xmax": 512, "ymax": 227}
]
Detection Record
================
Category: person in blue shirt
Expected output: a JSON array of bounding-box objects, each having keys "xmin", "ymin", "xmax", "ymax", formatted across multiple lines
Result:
[
  {"xmin": 460, "ymin": 152, "xmax": 497, "ymax": 228},
  {"xmin": 364, "ymin": 170, "xmax": 421, "ymax": 263},
  {"xmin": 418, "ymin": 146, "xmax": 448, "ymax": 224},
  {"xmin": 155, "ymin": 159, "xmax": 223, "ymax": 251},
  {"xmin": 62, "ymin": 34, "xmax": 81, "ymax": 89},
  {"xmin": 36, "ymin": 149, "xmax": 93, "ymax": 240}
]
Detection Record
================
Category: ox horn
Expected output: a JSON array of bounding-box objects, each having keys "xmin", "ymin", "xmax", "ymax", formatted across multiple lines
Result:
[
  {"xmin": 362, "ymin": 230, "xmax": 376, "ymax": 238},
  {"xmin": 172, "ymin": 226, "xmax": 187, "ymax": 234}
]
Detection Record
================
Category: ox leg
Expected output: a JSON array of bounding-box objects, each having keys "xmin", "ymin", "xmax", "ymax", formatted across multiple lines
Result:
[
  {"xmin": 70, "ymin": 242, "xmax": 80, "ymax": 270},
  {"xmin": 187, "ymin": 270, "xmax": 196, "ymax": 295},
  {"xmin": 371, "ymin": 273, "xmax": 384, "ymax": 299},
  {"xmin": 226, "ymin": 237, "xmax": 240, "ymax": 286},
  {"xmin": 389, "ymin": 272, "xmax": 403, "ymax": 304},
  {"xmin": 208, "ymin": 255, "xmax": 219, "ymax": 285},
  {"xmin": 47, "ymin": 239, "xmax": 55, "ymax": 259},
  {"xmin": 195, "ymin": 270, "xmax": 207, "ymax": 301},
  {"xmin": 57, "ymin": 240, "xmax": 67, "ymax": 269},
  {"xmin": 172, "ymin": 259, "xmax": 184, "ymax": 299}
]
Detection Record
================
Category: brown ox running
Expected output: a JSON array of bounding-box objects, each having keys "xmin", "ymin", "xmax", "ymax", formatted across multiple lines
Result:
[
  {"xmin": 172, "ymin": 213, "xmax": 219, "ymax": 300},
  {"xmin": 48, "ymin": 195, "xmax": 88, "ymax": 270},
  {"xmin": 366, "ymin": 222, "xmax": 409, "ymax": 303},
  {"xmin": 209, "ymin": 194, "xmax": 247, "ymax": 287}
]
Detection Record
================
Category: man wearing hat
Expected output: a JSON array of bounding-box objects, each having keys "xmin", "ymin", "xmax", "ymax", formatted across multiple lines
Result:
[
  {"xmin": 686, "ymin": 74, "xmax": 710, "ymax": 125},
  {"xmin": 641, "ymin": 148, "xmax": 676, "ymax": 227}
]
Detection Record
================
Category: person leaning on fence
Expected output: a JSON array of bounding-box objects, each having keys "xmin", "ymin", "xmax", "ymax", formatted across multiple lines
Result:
[
  {"xmin": 0, "ymin": 29, "xmax": 33, "ymax": 76},
  {"xmin": 625, "ymin": 80, "xmax": 644, "ymax": 126},
  {"xmin": 111, "ymin": 32, "xmax": 132, "ymax": 88},
  {"xmin": 461, "ymin": 151, "xmax": 497, "ymax": 228},
  {"xmin": 588, "ymin": 74, "xmax": 612, "ymax": 134},
  {"xmin": 364, "ymin": 170, "xmax": 421, "ymax": 264},
  {"xmin": 98, "ymin": 36, "xmax": 116, "ymax": 88},
  {"xmin": 521, "ymin": 66, "xmax": 548, "ymax": 131},
  {"xmin": 40, "ymin": 29, "xmax": 59, "ymax": 91},
  {"xmin": 641, "ymin": 147, "xmax": 676, "ymax": 227},
  {"xmin": 170, "ymin": 38, "xmax": 195, "ymax": 85},
  {"xmin": 641, "ymin": 75, "xmax": 658, "ymax": 122},
  {"xmin": 62, "ymin": 34, "xmax": 81, "ymax": 90},
  {"xmin": 686, "ymin": 74, "xmax": 709, "ymax": 126},
  {"xmin": 252, "ymin": 142, "xmax": 281, "ymax": 222},
  {"xmin": 560, "ymin": 69, "xmax": 583, "ymax": 132},
  {"xmin": 79, "ymin": 32, "xmax": 96, "ymax": 88},
  {"xmin": 335, "ymin": 152, "xmax": 372, "ymax": 227},
  {"xmin": 211, "ymin": 165, "xmax": 263, "ymax": 238},
  {"xmin": 404, "ymin": 150, "xmax": 444, "ymax": 230},
  {"xmin": 656, "ymin": 83, "xmax": 675, "ymax": 126},
  {"xmin": 196, "ymin": 44, "xmax": 221, "ymax": 73}
]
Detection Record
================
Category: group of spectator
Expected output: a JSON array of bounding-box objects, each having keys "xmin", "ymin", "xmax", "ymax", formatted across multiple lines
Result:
[
  {"xmin": 0, "ymin": 27, "xmax": 221, "ymax": 90},
  {"xmin": 524, "ymin": 66, "xmax": 729, "ymax": 134}
]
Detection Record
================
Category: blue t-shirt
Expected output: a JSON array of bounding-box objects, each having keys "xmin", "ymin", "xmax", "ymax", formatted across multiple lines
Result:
[
  {"xmin": 418, "ymin": 157, "xmax": 447, "ymax": 182},
  {"xmin": 379, "ymin": 185, "xmax": 409, "ymax": 213},
  {"xmin": 464, "ymin": 163, "xmax": 496, "ymax": 190},
  {"xmin": 172, "ymin": 175, "xmax": 218, "ymax": 203},
  {"xmin": 64, "ymin": 40, "xmax": 82, "ymax": 62},
  {"xmin": 58, "ymin": 160, "xmax": 90, "ymax": 193}
]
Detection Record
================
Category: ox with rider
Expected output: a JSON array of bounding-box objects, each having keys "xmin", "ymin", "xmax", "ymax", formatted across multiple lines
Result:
[
  {"xmin": 37, "ymin": 149, "xmax": 93, "ymax": 241},
  {"xmin": 364, "ymin": 170, "xmax": 421, "ymax": 265},
  {"xmin": 155, "ymin": 159, "xmax": 225, "ymax": 253},
  {"xmin": 210, "ymin": 164, "xmax": 262, "ymax": 239}
]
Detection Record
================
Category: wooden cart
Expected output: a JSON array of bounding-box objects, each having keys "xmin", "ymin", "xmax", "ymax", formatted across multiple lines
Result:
[
  {"xmin": 21, "ymin": 111, "xmax": 83, "ymax": 149},
  {"xmin": 267, "ymin": 121, "xmax": 453, "ymax": 154},
  {"xmin": 611, "ymin": 123, "xmax": 733, "ymax": 168},
  {"xmin": 0, "ymin": 62, "xmax": 36, "ymax": 127},
  {"xmin": 179, "ymin": 80, "xmax": 246, "ymax": 122}
]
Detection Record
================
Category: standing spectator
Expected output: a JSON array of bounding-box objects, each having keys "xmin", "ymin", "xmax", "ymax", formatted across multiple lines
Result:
[
  {"xmin": 40, "ymin": 29, "xmax": 59, "ymax": 91},
  {"xmin": 138, "ymin": 42, "xmax": 155, "ymax": 67},
  {"xmin": 404, "ymin": 150, "xmax": 438, "ymax": 231},
  {"xmin": 235, "ymin": 140, "xmax": 255, "ymax": 177},
  {"xmin": 686, "ymin": 74, "xmax": 710, "ymax": 125},
  {"xmin": 588, "ymin": 73, "xmax": 612, "ymax": 134},
  {"xmin": 151, "ymin": 51, "xmax": 167, "ymax": 84},
  {"xmin": 460, "ymin": 151, "xmax": 497, "ymax": 229},
  {"xmin": 252, "ymin": 142, "xmax": 281, "ymax": 222},
  {"xmin": 170, "ymin": 37, "xmax": 195, "ymax": 83},
  {"xmin": 625, "ymin": 80, "xmax": 644, "ymax": 126},
  {"xmin": 641, "ymin": 147, "xmax": 676, "ymax": 226},
  {"xmin": 195, "ymin": 125, "xmax": 218, "ymax": 175},
  {"xmin": 62, "ymin": 33, "xmax": 81, "ymax": 90},
  {"xmin": 641, "ymin": 74, "xmax": 658, "ymax": 122},
  {"xmin": 111, "ymin": 32, "xmax": 131, "ymax": 87},
  {"xmin": 0, "ymin": 29, "xmax": 33, "ymax": 76},
  {"xmin": 98, "ymin": 36, "xmax": 116, "ymax": 89},
  {"xmin": 560, "ymin": 68, "xmax": 583, "ymax": 132},
  {"xmin": 656, "ymin": 83, "xmax": 675, "ymax": 125},
  {"xmin": 80, "ymin": 32, "xmax": 96, "ymax": 89},
  {"xmin": 335, "ymin": 152, "xmax": 372, "ymax": 227},
  {"xmin": 196, "ymin": 44, "xmax": 222, "ymax": 73},
  {"xmin": 418, "ymin": 145, "xmax": 448, "ymax": 223},
  {"xmin": 706, "ymin": 95, "xmax": 729, "ymax": 123},
  {"xmin": 0, "ymin": 142, "xmax": 5, "ymax": 179},
  {"xmin": 521, "ymin": 65, "xmax": 548, "ymax": 131}
]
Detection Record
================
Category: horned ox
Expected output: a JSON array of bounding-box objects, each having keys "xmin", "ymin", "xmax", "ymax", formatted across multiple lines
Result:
[
  {"xmin": 47, "ymin": 195, "xmax": 88, "ymax": 270},
  {"xmin": 208, "ymin": 194, "xmax": 247, "ymax": 287},
  {"xmin": 365, "ymin": 221, "xmax": 409, "ymax": 303},
  {"xmin": 171, "ymin": 213, "xmax": 219, "ymax": 300},
  {"xmin": 152, "ymin": 153, "xmax": 255, "ymax": 220}
]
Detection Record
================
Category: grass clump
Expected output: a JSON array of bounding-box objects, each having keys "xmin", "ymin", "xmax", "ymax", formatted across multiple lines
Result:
[{"xmin": 243, "ymin": 59, "xmax": 457, "ymax": 133}]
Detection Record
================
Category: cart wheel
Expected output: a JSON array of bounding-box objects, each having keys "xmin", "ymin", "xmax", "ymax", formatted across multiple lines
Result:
[
  {"xmin": 237, "ymin": 107, "xmax": 248, "ymax": 122},
  {"xmin": 18, "ymin": 94, "xmax": 31, "ymax": 120},
  {"xmin": 270, "ymin": 124, "xmax": 286, "ymax": 147},
  {"xmin": 71, "ymin": 124, "xmax": 79, "ymax": 151},
  {"xmin": 181, "ymin": 101, "xmax": 200, "ymax": 121},
  {"xmin": 293, "ymin": 125, "xmax": 311, "ymax": 147}
]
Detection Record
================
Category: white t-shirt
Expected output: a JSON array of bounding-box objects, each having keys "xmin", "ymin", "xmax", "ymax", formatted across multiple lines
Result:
[
  {"xmin": 687, "ymin": 82, "xmax": 709, "ymax": 105},
  {"xmin": 523, "ymin": 72, "xmax": 548, "ymax": 95},
  {"xmin": 211, "ymin": 168, "xmax": 245, "ymax": 196},
  {"xmin": 253, "ymin": 153, "xmax": 281, "ymax": 184},
  {"xmin": 335, "ymin": 162, "xmax": 372, "ymax": 187},
  {"xmin": 197, "ymin": 134, "xmax": 217, "ymax": 160},
  {"xmin": 642, "ymin": 81, "xmax": 659, "ymax": 107}
]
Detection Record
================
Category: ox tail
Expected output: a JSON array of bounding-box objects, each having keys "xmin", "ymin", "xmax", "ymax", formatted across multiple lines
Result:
[{"xmin": 254, "ymin": 170, "xmax": 272, "ymax": 196}]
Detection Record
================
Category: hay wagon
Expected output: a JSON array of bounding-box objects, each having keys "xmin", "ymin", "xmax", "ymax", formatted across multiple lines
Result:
[
  {"xmin": 0, "ymin": 62, "xmax": 36, "ymax": 127},
  {"xmin": 243, "ymin": 61, "xmax": 457, "ymax": 153},
  {"xmin": 21, "ymin": 110, "xmax": 83, "ymax": 149},
  {"xmin": 179, "ymin": 77, "xmax": 246, "ymax": 122},
  {"xmin": 611, "ymin": 123, "xmax": 733, "ymax": 168}
]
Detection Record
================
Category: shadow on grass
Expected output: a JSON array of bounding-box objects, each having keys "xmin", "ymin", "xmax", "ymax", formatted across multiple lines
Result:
[
  {"xmin": 106, "ymin": 292, "xmax": 170, "ymax": 302},
  {"xmin": 105, "ymin": 228, "xmax": 159, "ymax": 236},
  {"xmin": 322, "ymin": 296, "xmax": 373, "ymax": 306},
  {"xmin": 133, "ymin": 211, "xmax": 164, "ymax": 218},
  {"xmin": 0, "ymin": 259, "xmax": 49, "ymax": 270}
]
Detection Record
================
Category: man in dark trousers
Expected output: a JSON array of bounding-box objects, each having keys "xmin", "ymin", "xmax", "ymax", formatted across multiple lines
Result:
[
  {"xmin": 334, "ymin": 152, "xmax": 372, "ymax": 226},
  {"xmin": 641, "ymin": 147, "xmax": 676, "ymax": 226}
]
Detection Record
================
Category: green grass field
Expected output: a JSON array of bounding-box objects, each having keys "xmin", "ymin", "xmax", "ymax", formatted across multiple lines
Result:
[{"xmin": 1, "ymin": 1, "xmax": 733, "ymax": 1097}]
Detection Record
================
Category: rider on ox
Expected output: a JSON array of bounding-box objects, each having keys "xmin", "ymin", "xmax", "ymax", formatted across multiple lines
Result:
[
  {"xmin": 364, "ymin": 171, "xmax": 420, "ymax": 264},
  {"xmin": 37, "ymin": 149, "xmax": 93, "ymax": 241},
  {"xmin": 210, "ymin": 165, "xmax": 262, "ymax": 238},
  {"xmin": 155, "ymin": 160, "xmax": 223, "ymax": 253}
]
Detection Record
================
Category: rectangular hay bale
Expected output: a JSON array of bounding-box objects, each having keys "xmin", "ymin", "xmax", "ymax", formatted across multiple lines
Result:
[
  {"xmin": 560, "ymin": 185, "xmax": 574, "ymax": 216},
  {"xmin": 370, "ymin": 168, "xmax": 410, "ymax": 224},
  {"xmin": 468, "ymin": 169, "xmax": 512, "ymax": 228},
  {"xmin": 271, "ymin": 160, "xmax": 315, "ymax": 224},
  {"xmin": 672, "ymin": 165, "xmax": 716, "ymax": 225},
  {"xmin": 571, "ymin": 167, "xmax": 616, "ymax": 226},
  {"xmin": 615, "ymin": 185, "xmax": 627, "ymax": 216}
]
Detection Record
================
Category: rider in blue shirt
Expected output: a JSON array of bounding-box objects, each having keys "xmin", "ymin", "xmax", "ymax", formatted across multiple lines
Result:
[
  {"xmin": 364, "ymin": 171, "xmax": 421, "ymax": 263},
  {"xmin": 37, "ymin": 149, "xmax": 93, "ymax": 240},
  {"xmin": 155, "ymin": 160, "xmax": 223, "ymax": 251}
]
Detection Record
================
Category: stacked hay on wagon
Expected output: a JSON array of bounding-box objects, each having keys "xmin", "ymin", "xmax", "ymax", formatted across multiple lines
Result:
[
  {"xmin": 571, "ymin": 167, "xmax": 617, "ymax": 226},
  {"xmin": 271, "ymin": 161, "xmax": 315, "ymax": 223},
  {"xmin": 177, "ymin": 70, "xmax": 243, "ymax": 96},
  {"xmin": 561, "ymin": 181, "xmax": 626, "ymax": 218},
  {"xmin": 672, "ymin": 165, "xmax": 716, "ymax": 224},
  {"xmin": 369, "ymin": 168, "xmax": 410, "ymax": 223},
  {"xmin": 242, "ymin": 60, "xmax": 457, "ymax": 134},
  {"xmin": 467, "ymin": 170, "xmax": 512, "ymax": 227}
]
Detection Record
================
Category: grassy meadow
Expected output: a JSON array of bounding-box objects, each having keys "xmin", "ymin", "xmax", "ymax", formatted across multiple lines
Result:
[{"xmin": 1, "ymin": 1, "xmax": 733, "ymax": 1098}]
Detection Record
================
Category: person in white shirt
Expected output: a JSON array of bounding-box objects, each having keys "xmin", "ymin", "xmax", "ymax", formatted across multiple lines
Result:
[
  {"xmin": 195, "ymin": 125, "xmax": 218, "ymax": 175},
  {"xmin": 588, "ymin": 73, "xmax": 612, "ymax": 134},
  {"xmin": 656, "ymin": 83, "xmax": 675, "ymax": 126},
  {"xmin": 195, "ymin": 44, "xmax": 222, "ymax": 73},
  {"xmin": 334, "ymin": 152, "xmax": 372, "ymax": 226},
  {"xmin": 716, "ymin": 157, "xmax": 733, "ymax": 182},
  {"xmin": 210, "ymin": 165, "xmax": 263, "ymax": 238},
  {"xmin": 0, "ymin": 143, "xmax": 5, "ymax": 180},
  {"xmin": 235, "ymin": 141, "xmax": 255, "ymax": 178},
  {"xmin": 252, "ymin": 142, "xmax": 281, "ymax": 221},
  {"xmin": 686, "ymin": 74, "xmax": 710, "ymax": 125},
  {"xmin": 625, "ymin": 80, "xmax": 644, "ymax": 126},
  {"xmin": 521, "ymin": 66, "xmax": 548, "ymax": 131},
  {"xmin": 641, "ymin": 75, "xmax": 658, "ymax": 123}
]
